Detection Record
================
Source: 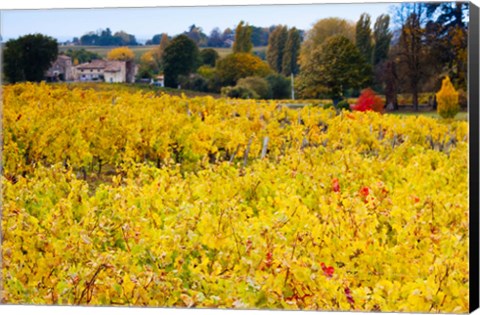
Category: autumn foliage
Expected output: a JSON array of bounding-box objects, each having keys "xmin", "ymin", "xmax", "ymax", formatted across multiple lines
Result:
[
  {"xmin": 1, "ymin": 83, "xmax": 469, "ymax": 312},
  {"xmin": 107, "ymin": 46, "xmax": 135, "ymax": 61},
  {"xmin": 352, "ymin": 88, "xmax": 384, "ymax": 113},
  {"xmin": 436, "ymin": 76, "xmax": 459, "ymax": 119}
]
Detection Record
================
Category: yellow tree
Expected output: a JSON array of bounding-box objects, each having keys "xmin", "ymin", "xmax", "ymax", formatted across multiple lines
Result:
[
  {"xmin": 107, "ymin": 46, "xmax": 135, "ymax": 61},
  {"xmin": 436, "ymin": 76, "xmax": 459, "ymax": 119},
  {"xmin": 137, "ymin": 51, "xmax": 159, "ymax": 78}
]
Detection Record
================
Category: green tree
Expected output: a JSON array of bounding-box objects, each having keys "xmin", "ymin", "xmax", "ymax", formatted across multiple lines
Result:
[
  {"xmin": 250, "ymin": 26, "xmax": 270, "ymax": 46},
  {"xmin": 64, "ymin": 48, "xmax": 101, "ymax": 64},
  {"xmin": 146, "ymin": 34, "xmax": 163, "ymax": 45},
  {"xmin": 113, "ymin": 31, "xmax": 138, "ymax": 46},
  {"xmin": 266, "ymin": 25, "xmax": 288, "ymax": 73},
  {"xmin": 199, "ymin": 48, "xmax": 220, "ymax": 67},
  {"xmin": 163, "ymin": 35, "xmax": 200, "ymax": 88},
  {"xmin": 233, "ymin": 21, "xmax": 253, "ymax": 53},
  {"xmin": 3, "ymin": 34, "xmax": 58, "ymax": 83},
  {"xmin": 372, "ymin": 14, "xmax": 392, "ymax": 66},
  {"xmin": 266, "ymin": 73, "xmax": 291, "ymax": 99},
  {"xmin": 371, "ymin": 14, "xmax": 392, "ymax": 93},
  {"xmin": 215, "ymin": 53, "xmax": 271, "ymax": 87},
  {"xmin": 281, "ymin": 27, "xmax": 302, "ymax": 76},
  {"xmin": 297, "ymin": 35, "xmax": 369, "ymax": 102},
  {"xmin": 355, "ymin": 13, "xmax": 373, "ymax": 64},
  {"xmin": 299, "ymin": 18, "xmax": 354, "ymax": 69}
]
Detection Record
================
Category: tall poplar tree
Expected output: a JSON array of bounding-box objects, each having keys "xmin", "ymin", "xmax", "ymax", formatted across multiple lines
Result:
[
  {"xmin": 149, "ymin": 33, "xmax": 170, "ymax": 72},
  {"xmin": 233, "ymin": 21, "xmax": 253, "ymax": 53},
  {"xmin": 355, "ymin": 13, "xmax": 373, "ymax": 64},
  {"xmin": 372, "ymin": 14, "xmax": 392, "ymax": 66},
  {"xmin": 281, "ymin": 27, "xmax": 301, "ymax": 76},
  {"xmin": 266, "ymin": 25, "xmax": 288, "ymax": 73}
]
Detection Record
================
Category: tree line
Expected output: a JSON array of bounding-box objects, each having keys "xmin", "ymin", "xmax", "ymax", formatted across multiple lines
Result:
[
  {"xmin": 385, "ymin": 2, "xmax": 469, "ymax": 110},
  {"xmin": 137, "ymin": 2, "xmax": 468, "ymax": 108},
  {"xmin": 74, "ymin": 28, "xmax": 139, "ymax": 46},
  {"xmin": 136, "ymin": 21, "xmax": 302, "ymax": 99},
  {"xmin": 69, "ymin": 24, "xmax": 303, "ymax": 48},
  {"xmin": 3, "ymin": 2, "xmax": 469, "ymax": 111}
]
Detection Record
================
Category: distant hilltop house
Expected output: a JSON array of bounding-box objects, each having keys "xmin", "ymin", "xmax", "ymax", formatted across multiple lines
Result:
[
  {"xmin": 45, "ymin": 55, "xmax": 74, "ymax": 82},
  {"xmin": 73, "ymin": 59, "xmax": 137, "ymax": 83}
]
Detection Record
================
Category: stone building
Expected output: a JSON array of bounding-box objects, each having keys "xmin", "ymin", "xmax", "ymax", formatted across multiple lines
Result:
[{"xmin": 45, "ymin": 55, "xmax": 74, "ymax": 81}]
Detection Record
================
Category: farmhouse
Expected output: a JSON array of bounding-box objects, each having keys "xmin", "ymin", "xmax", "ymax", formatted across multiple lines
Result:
[
  {"xmin": 73, "ymin": 59, "xmax": 137, "ymax": 83},
  {"xmin": 45, "ymin": 55, "xmax": 74, "ymax": 81}
]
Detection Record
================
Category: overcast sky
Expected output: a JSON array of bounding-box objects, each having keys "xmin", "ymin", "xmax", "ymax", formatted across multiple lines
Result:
[{"xmin": 1, "ymin": 2, "xmax": 396, "ymax": 43}]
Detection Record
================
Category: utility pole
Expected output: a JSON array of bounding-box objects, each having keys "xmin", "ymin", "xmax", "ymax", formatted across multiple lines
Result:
[{"xmin": 291, "ymin": 73, "xmax": 295, "ymax": 100}]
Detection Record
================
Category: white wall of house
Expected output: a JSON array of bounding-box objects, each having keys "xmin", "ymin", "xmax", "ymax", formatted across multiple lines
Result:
[
  {"xmin": 74, "ymin": 68, "xmax": 104, "ymax": 81},
  {"xmin": 104, "ymin": 70, "xmax": 125, "ymax": 83},
  {"xmin": 104, "ymin": 63, "xmax": 126, "ymax": 83}
]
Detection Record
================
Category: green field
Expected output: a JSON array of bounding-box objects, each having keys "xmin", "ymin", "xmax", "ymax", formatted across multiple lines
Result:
[
  {"xmin": 59, "ymin": 45, "xmax": 153, "ymax": 62},
  {"xmin": 59, "ymin": 45, "xmax": 268, "ymax": 62}
]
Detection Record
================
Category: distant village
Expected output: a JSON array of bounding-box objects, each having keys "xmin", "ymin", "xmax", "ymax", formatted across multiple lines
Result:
[{"xmin": 45, "ymin": 55, "xmax": 162, "ymax": 86}]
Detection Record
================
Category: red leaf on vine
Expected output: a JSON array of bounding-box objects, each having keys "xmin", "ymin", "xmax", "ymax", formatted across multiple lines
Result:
[
  {"xmin": 332, "ymin": 178, "xmax": 340, "ymax": 193},
  {"xmin": 321, "ymin": 262, "xmax": 334, "ymax": 278},
  {"xmin": 344, "ymin": 287, "xmax": 355, "ymax": 306}
]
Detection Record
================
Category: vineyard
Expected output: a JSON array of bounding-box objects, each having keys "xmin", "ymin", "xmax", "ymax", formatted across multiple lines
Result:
[{"xmin": 1, "ymin": 83, "xmax": 469, "ymax": 312}]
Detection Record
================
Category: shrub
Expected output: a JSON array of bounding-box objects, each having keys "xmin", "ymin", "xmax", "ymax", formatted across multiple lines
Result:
[
  {"xmin": 336, "ymin": 99, "xmax": 351, "ymax": 111},
  {"xmin": 353, "ymin": 88, "xmax": 384, "ymax": 113},
  {"xmin": 178, "ymin": 74, "xmax": 209, "ymax": 92},
  {"xmin": 215, "ymin": 53, "xmax": 272, "ymax": 87},
  {"xmin": 436, "ymin": 76, "xmax": 459, "ymax": 119},
  {"xmin": 236, "ymin": 76, "xmax": 272, "ymax": 99},
  {"xmin": 323, "ymin": 103, "xmax": 334, "ymax": 110},
  {"xmin": 197, "ymin": 65, "xmax": 216, "ymax": 80},
  {"xmin": 265, "ymin": 74, "xmax": 291, "ymax": 99},
  {"xmin": 221, "ymin": 86, "xmax": 259, "ymax": 99}
]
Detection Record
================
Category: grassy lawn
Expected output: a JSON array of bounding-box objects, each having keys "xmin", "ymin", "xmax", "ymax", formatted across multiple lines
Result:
[{"xmin": 212, "ymin": 46, "xmax": 267, "ymax": 58}]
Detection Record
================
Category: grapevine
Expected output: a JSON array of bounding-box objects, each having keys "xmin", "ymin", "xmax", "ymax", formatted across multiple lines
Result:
[{"xmin": 2, "ymin": 83, "xmax": 469, "ymax": 312}]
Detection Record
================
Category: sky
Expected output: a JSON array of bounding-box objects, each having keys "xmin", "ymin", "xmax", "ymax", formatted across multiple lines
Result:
[{"xmin": 1, "ymin": 2, "xmax": 396, "ymax": 43}]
